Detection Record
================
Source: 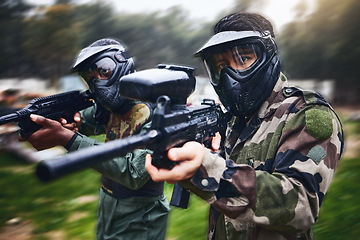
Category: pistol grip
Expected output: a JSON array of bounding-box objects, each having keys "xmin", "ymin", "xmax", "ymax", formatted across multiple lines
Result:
[{"xmin": 151, "ymin": 152, "xmax": 177, "ymax": 170}]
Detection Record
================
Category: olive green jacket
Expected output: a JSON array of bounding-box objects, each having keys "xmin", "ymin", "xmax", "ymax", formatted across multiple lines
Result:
[{"xmin": 67, "ymin": 103, "xmax": 170, "ymax": 240}]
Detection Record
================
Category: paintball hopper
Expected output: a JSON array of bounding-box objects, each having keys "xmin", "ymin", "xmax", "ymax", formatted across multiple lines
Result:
[{"xmin": 119, "ymin": 64, "xmax": 196, "ymax": 104}]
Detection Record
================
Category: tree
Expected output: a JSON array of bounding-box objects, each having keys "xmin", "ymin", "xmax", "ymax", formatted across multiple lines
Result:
[
  {"xmin": 0, "ymin": 0, "xmax": 32, "ymax": 77},
  {"xmin": 72, "ymin": 1, "xmax": 118, "ymax": 47},
  {"xmin": 99, "ymin": 6, "xmax": 213, "ymax": 75},
  {"xmin": 279, "ymin": 0, "xmax": 360, "ymax": 105},
  {"xmin": 23, "ymin": 3, "xmax": 82, "ymax": 88}
]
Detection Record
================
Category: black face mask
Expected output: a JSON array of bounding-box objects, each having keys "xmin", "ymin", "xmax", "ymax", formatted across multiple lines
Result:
[
  {"xmin": 196, "ymin": 31, "xmax": 281, "ymax": 117},
  {"xmin": 78, "ymin": 49, "xmax": 135, "ymax": 112},
  {"xmin": 91, "ymin": 58, "xmax": 134, "ymax": 112},
  {"xmin": 214, "ymin": 54, "xmax": 280, "ymax": 117}
]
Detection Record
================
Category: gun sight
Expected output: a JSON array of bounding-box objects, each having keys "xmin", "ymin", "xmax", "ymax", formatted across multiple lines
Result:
[{"xmin": 119, "ymin": 64, "xmax": 196, "ymax": 104}]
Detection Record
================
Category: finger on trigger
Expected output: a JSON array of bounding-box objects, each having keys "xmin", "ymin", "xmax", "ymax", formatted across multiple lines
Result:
[
  {"xmin": 29, "ymin": 114, "xmax": 39, "ymax": 122},
  {"xmin": 74, "ymin": 112, "xmax": 81, "ymax": 122}
]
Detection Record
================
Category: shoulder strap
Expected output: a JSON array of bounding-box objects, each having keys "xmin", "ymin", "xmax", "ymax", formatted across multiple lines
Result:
[{"xmin": 283, "ymin": 86, "xmax": 331, "ymax": 108}]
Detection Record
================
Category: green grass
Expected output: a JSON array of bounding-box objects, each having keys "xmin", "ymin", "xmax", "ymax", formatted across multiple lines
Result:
[
  {"xmin": 165, "ymin": 186, "xmax": 208, "ymax": 240},
  {"xmin": 1, "ymin": 118, "xmax": 359, "ymax": 239},
  {"xmin": 0, "ymin": 150, "xmax": 208, "ymax": 240},
  {"xmin": 0, "ymin": 151, "xmax": 100, "ymax": 239},
  {"xmin": 312, "ymin": 156, "xmax": 360, "ymax": 239}
]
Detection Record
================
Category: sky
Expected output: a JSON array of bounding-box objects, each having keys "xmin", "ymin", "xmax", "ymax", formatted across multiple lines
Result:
[
  {"xmin": 111, "ymin": 0, "xmax": 302, "ymax": 30},
  {"xmin": 26, "ymin": 0, "xmax": 309, "ymax": 31}
]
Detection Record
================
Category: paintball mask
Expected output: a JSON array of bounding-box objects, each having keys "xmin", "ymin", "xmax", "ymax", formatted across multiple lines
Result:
[
  {"xmin": 73, "ymin": 44, "xmax": 135, "ymax": 112},
  {"xmin": 195, "ymin": 31, "xmax": 280, "ymax": 117}
]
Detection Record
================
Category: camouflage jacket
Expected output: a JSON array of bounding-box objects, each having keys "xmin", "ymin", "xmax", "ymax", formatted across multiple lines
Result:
[
  {"xmin": 68, "ymin": 102, "xmax": 155, "ymax": 190},
  {"xmin": 182, "ymin": 73, "xmax": 344, "ymax": 240}
]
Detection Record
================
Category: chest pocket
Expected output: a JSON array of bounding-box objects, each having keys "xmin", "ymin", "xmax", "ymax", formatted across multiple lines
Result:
[
  {"xmin": 235, "ymin": 143, "xmax": 265, "ymax": 168},
  {"xmin": 231, "ymin": 126, "xmax": 284, "ymax": 171}
]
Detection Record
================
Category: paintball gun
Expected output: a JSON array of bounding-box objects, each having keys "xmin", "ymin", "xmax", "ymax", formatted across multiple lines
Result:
[
  {"xmin": 36, "ymin": 64, "xmax": 226, "ymax": 208},
  {"xmin": 0, "ymin": 90, "xmax": 94, "ymax": 139},
  {"xmin": 35, "ymin": 65, "xmax": 226, "ymax": 207}
]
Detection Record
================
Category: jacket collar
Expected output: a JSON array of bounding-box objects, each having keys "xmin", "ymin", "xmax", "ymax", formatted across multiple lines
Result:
[
  {"xmin": 225, "ymin": 73, "xmax": 288, "ymax": 155},
  {"xmin": 257, "ymin": 72, "xmax": 289, "ymax": 119}
]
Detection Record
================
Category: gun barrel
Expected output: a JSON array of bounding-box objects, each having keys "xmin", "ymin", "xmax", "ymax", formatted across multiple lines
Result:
[
  {"xmin": 0, "ymin": 112, "xmax": 19, "ymax": 125},
  {"xmin": 36, "ymin": 129, "xmax": 162, "ymax": 182}
]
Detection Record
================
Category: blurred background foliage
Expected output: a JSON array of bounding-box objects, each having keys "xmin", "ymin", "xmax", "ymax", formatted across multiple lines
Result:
[
  {"xmin": 1, "ymin": 0, "xmax": 360, "ymax": 239},
  {"xmin": 278, "ymin": 0, "xmax": 360, "ymax": 105},
  {"xmin": 0, "ymin": 0, "xmax": 359, "ymax": 105}
]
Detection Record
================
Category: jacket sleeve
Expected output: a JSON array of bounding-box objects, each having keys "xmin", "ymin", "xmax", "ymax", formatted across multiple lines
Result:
[{"xmin": 182, "ymin": 104, "xmax": 343, "ymax": 233}]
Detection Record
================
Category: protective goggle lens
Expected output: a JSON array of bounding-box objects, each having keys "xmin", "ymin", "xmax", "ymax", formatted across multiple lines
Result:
[
  {"xmin": 80, "ymin": 57, "xmax": 116, "ymax": 84},
  {"xmin": 204, "ymin": 44, "xmax": 262, "ymax": 85}
]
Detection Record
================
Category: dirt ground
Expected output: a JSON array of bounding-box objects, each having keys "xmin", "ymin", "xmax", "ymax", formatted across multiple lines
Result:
[{"xmin": 0, "ymin": 220, "xmax": 34, "ymax": 240}]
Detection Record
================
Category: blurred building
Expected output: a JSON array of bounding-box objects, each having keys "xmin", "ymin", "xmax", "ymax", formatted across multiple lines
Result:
[
  {"xmin": 288, "ymin": 79, "xmax": 335, "ymax": 103},
  {"xmin": 58, "ymin": 75, "xmax": 88, "ymax": 92},
  {"xmin": 190, "ymin": 77, "xmax": 335, "ymax": 107},
  {"xmin": 189, "ymin": 76, "xmax": 219, "ymax": 105}
]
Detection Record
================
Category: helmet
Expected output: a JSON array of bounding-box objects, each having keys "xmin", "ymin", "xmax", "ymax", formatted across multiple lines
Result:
[
  {"xmin": 73, "ymin": 39, "xmax": 135, "ymax": 112},
  {"xmin": 195, "ymin": 31, "xmax": 280, "ymax": 117}
]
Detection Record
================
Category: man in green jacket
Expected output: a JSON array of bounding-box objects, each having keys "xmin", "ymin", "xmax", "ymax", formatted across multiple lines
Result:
[
  {"xmin": 145, "ymin": 12, "xmax": 344, "ymax": 239},
  {"xmin": 23, "ymin": 38, "xmax": 170, "ymax": 240}
]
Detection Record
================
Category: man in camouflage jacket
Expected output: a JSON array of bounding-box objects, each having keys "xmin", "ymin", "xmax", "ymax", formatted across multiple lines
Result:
[{"xmin": 145, "ymin": 12, "xmax": 344, "ymax": 239}]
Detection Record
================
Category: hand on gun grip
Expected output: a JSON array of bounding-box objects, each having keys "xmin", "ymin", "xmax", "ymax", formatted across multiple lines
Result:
[
  {"xmin": 60, "ymin": 112, "xmax": 81, "ymax": 132},
  {"xmin": 19, "ymin": 114, "xmax": 75, "ymax": 151}
]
